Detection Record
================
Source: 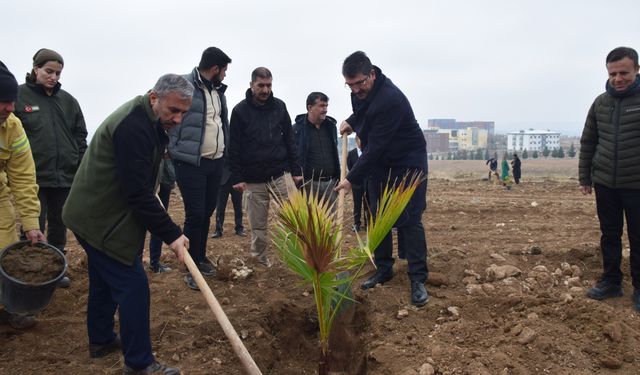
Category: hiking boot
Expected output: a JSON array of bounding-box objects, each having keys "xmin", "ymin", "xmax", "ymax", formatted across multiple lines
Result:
[
  {"xmin": 634, "ymin": 290, "xmax": 640, "ymax": 311},
  {"xmin": 211, "ymin": 230, "xmax": 223, "ymax": 239},
  {"xmin": 411, "ymin": 281, "xmax": 429, "ymax": 307},
  {"xmin": 361, "ymin": 270, "xmax": 393, "ymax": 290},
  {"xmin": 197, "ymin": 258, "xmax": 216, "ymax": 277},
  {"xmin": 184, "ymin": 274, "xmax": 199, "ymax": 291},
  {"xmin": 149, "ymin": 263, "xmax": 172, "ymax": 274},
  {"xmin": 90, "ymin": 334, "xmax": 121, "ymax": 358},
  {"xmin": 57, "ymin": 276, "xmax": 71, "ymax": 288},
  {"xmin": 586, "ymin": 280, "xmax": 623, "ymax": 300},
  {"xmin": 122, "ymin": 361, "xmax": 181, "ymax": 375}
]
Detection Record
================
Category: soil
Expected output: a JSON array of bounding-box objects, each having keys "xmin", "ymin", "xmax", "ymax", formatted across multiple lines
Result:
[
  {"xmin": 1, "ymin": 245, "xmax": 65, "ymax": 284},
  {"xmin": 2, "ymin": 158, "xmax": 640, "ymax": 374}
]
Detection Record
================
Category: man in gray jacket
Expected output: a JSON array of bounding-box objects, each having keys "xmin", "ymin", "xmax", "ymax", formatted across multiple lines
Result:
[
  {"xmin": 169, "ymin": 47, "xmax": 231, "ymax": 290},
  {"xmin": 579, "ymin": 46, "xmax": 640, "ymax": 311}
]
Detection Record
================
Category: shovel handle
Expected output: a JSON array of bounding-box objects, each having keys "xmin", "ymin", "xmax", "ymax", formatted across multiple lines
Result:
[
  {"xmin": 183, "ymin": 250, "xmax": 262, "ymax": 375},
  {"xmin": 337, "ymin": 133, "xmax": 349, "ymax": 225}
]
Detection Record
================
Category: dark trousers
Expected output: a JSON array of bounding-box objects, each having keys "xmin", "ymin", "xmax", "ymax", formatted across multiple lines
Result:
[
  {"xmin": 38, "ymin": 187, "xmax": 70, "ymax": 251},
  {"xmin": 215, "ymin": 179, "xmax": 244, "ymax": 233},
  {"xmin": 594, "ymin": 184, "xmax": 640, "ymax": 289},
  {"xmin": 352, "ymin": 185, "xmax": 369, "ymax": 227},
  {"xmin": 76, "ymin": 235, "xmax": 154, "ymax": 370},
  {"xmin": 368, "ymin": 169, "xmax": 429, "ymax": 283},
  {"xmin": 174, "ymin": 158, "xmax": 223, "ymax": 264},
  {"xmin": 148, "ymin": 183, "xmax": 172, "ymax": 266}
]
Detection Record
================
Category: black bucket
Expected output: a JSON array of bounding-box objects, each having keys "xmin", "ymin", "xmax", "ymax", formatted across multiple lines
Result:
[{"xmin": 0, "ymin": 241, "xmax": 67, "ymax": 315}]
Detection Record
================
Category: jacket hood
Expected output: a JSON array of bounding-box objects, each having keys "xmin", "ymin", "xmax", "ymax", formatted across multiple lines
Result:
[
  {"xmin": 25, "ymin": 73, "xmax": 62, "ymax": 96},
  {"xmin": 606, "ymin": 74, "xmax": 640, "ymax": 98}
]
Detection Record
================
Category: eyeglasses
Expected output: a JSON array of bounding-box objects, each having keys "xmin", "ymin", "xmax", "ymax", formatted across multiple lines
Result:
[{"xmin": 344, "ymin": 76, "xmax": 369, "ymax": 90}]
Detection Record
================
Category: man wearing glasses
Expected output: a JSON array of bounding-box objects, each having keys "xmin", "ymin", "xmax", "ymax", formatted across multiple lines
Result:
[{"xmin": 335, "ymin": 51, "xmax": 429, "ymax": 307}]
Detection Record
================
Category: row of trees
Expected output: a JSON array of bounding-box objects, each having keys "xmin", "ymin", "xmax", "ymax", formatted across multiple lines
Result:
[{"xmin": 428, "ymin": 143, "xmax": 577, "ymax": 161}]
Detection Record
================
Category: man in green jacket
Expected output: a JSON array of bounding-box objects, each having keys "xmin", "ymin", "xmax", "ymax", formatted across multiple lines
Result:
[
  {"xmin": 15, "ymin": 49, "xmax": 87, "ymax": 271},
  {"xmin": 62, "ymin": 74, "xmax": 192, "ymax": 375},
  {"xmin": 579, "ymin": 46, "xmax": 640, "ymax": 311}
]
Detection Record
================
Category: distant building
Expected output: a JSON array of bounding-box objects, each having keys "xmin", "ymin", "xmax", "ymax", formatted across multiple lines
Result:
[
  {"xmin": 423, "ymin": 129, "xmax": 449, "ymax": 153},
  {"xmin": 429, "ymin": 127, "xmax": 488, "ymax": 151},
  {"xmin": 507, "ymin": 129, "xmax": 561, "ymax": 152},
  {"xmin": 428, "ymin": 118, "xmax": 495, "ymax": 136}
]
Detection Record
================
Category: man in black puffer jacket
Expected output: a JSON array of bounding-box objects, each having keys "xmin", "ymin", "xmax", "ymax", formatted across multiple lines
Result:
[
  {"xmin": 579, "ymin": 46, "xmax": 640, "ymax": 311},
  {"xmin": 228, "ymin": 67, "xmax": 301, "ymax": 267}
]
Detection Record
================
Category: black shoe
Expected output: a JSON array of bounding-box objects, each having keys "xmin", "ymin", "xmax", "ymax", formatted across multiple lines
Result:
[
  {"xmin": 633, "ymin": 290, "xmax": 640, "ymax": 311},
  {"xmin": 411, "ymin": 281, "xmax": 429, "ymax": 307},
  {"xmin": 57, "ymin": 276, "xmax": 71, "ymax": 289},
  {"xmin": 211, "ymin": 230, "xmax": 223, "ymax": 239},
  {"xmin": 235, "ymin": 228, "xmax": 247, "ymax": 237},
  {"xmin": 89, "ymin": 334, "xmax": 121, "ymax": 358},
  {"xmin": 149, "ymin": 263, "xmax": 172, "ymax": 274},
  {"xmin": 586, "ymin": 280, "xmax": 623, "ymax": 300},
  {"xmin": 123, "ymin": 361, "xmax": 181, "ymax": 375},
  {"xmin": 361, "ymin": 270, "xmax": 393, "ymax": 290},
  {"xmin": 184, "ymin": 274, "xmax": 199, "ymax": 291},
  {"xmin": 197, "ymin": 258, "xmax": 216, "ymax": 277},
  {"xmin": 0, "ymin": 310, "xmax": 36, "ymax": 330}
]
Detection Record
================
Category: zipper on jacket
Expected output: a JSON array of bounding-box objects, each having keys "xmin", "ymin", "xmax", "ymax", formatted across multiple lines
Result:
[{"xmin": 612, "ymin": 100, "xmax": 620, "ymax": 187}]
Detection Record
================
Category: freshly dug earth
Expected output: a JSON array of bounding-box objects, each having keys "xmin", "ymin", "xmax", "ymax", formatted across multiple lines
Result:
[
  {"xmin": 1, "ymin": 159, "xmax": 639, "ymax": 374},
  {"xmin": 1, "ymin": 245, "xmax": 65, "ymax": 284}
]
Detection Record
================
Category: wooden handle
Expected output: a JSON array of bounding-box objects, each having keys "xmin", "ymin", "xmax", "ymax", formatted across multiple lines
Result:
[
  {"xmin": 337, "ymin": 133, "xmax": 349, "ymax": 226},
  {"xmin": 183, "ymin": 251, "xmax": 262, "ymax": 375}
]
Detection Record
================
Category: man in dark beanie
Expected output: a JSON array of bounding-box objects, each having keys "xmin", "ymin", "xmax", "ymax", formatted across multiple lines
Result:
[
  {"xmin": 0, "ymin": 61, "xmax": 46, "ymax": 329},
  {"xmin": 15, "ymin": 49, "xmax": 87, "ymax": 289}
]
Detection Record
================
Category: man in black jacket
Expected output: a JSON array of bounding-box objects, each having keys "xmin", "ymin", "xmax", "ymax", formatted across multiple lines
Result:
[
  {"xmin": 335, "ymin": 51, "xmax": 429, "ymax": 307},
  {"xmin": 580, "ymin": 46, "xmax": 640, "ymax": 311},
  {"xmin": 293, "ymin": 92, "xmax": 340, "ymax": 205},
  {"xmin": 228, "ymin": 67, "xmax": 302, "ymax": 267}
]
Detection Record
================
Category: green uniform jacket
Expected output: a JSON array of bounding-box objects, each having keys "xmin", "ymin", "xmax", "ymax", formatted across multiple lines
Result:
[
  {"xmin": 579, "ymin": 78, "xmax": 640, "ymax": 189},
  {"xmin": 15, "ymin": 80, "xmax": 87, "ymax": 187},
  {"xmin": 63, "ymin": 94, "xmax": 180, "ymax": 265}
]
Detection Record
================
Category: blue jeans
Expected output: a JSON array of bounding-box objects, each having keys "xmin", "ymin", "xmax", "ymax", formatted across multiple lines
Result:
[
  {"xmin": 594, "ymin": 184, "xmax": 640, "ymax": 289},
  {"xmin": 174, "ymin": 158, "xmax": 223, "ymax": 263},
  {"xmin": 76, "ymin": 235, "xmax": 155, "ymax": 370}
]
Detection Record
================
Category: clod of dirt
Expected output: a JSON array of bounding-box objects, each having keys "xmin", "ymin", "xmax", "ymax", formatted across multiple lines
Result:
[
  {"xmin": 426, "ymin": 272, "xmax": 449, "ymax": 286},
  {"xmin": 600, "ymin": 355, "xmax": 623, "ymax": 369},
  {"xmin": 604, "ymin": 322, "xmax": 623, "ymax": 343},
  {"xmin": 485, "ymin": 264, "xmax": 522, "ymax": 281},
  {"xmin": 397, "ymin": 309, "xmax": 409, "ymax": 319},
  {"xmin": 490, "ymin": 253, "xmax": 507, "ymax": 262},
  {"xmin": 517, "ymin": 327, "xmax": 537, "ymax": 344},
  {"xmin": 466, "ymin": 284, "xmax": 486, "ymax": 296},
  {"xmin": 1, "ymin": 245, "xmax": 64, "ymax": 284},
  {"xmin": 418, "ymin": 363, "xmax": 435, "ymax": 375}
]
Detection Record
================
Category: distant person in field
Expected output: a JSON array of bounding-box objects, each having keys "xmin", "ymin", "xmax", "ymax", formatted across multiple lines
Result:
[
  {"xmin": 486, "ymin": 153, "xmax": 498, "ymax": 182},
  {"xmin": 168, "ymin": 47, "xmax": 232, "ymax": 291},
  {"xmin": 15, "ymin": 49, "xmax": 88, "ymax": 289},
  {"xmin": 63, "ymin": 74, "xmax": 192, "ymax": 375},
  {"xmin": 335, "ymin": 51, "xmax": 429, "ymax": 307},
  {"xmin": 293, "ymin": 91, "xmax": 340, "ymax": 206},
  {"xmin": 500, "ymin": 153, "xmax": 510, "ymax": 183},
  {"xmin": 228, "ymin": 67, "xmax": 302, "ymax": 268},
  {"xmin": 347, "ymin": 136, "xmax": 369, "ymax": 232},
  {"xmin": 0, "ymin": 61, "xmax": 45, "ymax": 330},
  {"xmin": 211, "ymin": 163, "xmax": 246, "ymax": 239},
  {"xmin": 146, "ymin": 157, "xmax": 176, "ymax": 274},
  {"xmin": 511, "ymin": 153, "xmax": 521, "ymax": 184},
  {"xmin": 579, "ymin": 46, "xmax": 640, "ymax": 311}
]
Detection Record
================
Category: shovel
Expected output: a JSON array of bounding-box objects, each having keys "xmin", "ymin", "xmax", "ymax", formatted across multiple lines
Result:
[{"xmin": 182, "ymin": 250, "xmax": 262, "ymax": 375}]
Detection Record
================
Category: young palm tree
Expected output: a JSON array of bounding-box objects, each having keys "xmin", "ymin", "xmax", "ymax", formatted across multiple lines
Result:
[{"xmin": 272, "ymin": 172, "xmax": 423, "ymax": 374}]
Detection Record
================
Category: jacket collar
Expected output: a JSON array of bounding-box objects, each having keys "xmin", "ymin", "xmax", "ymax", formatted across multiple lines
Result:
[
  {"xmin": 606, "ymin": 74, "xmax": 640, "ymax": 98},
  {"xmin": 25, "ymin": 74, "xmax": 62, "ymax": 96},
  {"xmin": 245, "ymin": 88, "xmax": 274, "ymax": 108},
  {"xmin": 192, "ymin": 67, "xmax": 227, "ymax": 94}
]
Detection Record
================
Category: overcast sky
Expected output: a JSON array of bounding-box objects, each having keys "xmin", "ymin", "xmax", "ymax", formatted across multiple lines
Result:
[{"xmin": 4, "ymin": 0, "xmax": 638, "ymax": 138}]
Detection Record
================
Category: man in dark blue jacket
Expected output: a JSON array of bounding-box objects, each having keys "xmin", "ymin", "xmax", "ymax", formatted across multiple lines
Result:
[
  {"xmin": 168, "ymin": 47, "xmax": 231, "ymax": 290},
  {"xmin": 335, "ymin": 51, "xmax": 429, "ymax": 307}
]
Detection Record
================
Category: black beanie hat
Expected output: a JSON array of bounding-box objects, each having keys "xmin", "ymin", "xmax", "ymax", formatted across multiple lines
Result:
[{"xmin": 0, "ymin": 61, "xmax": 18, "ymax": 102}]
